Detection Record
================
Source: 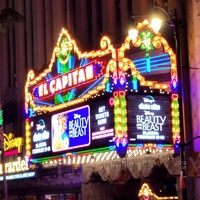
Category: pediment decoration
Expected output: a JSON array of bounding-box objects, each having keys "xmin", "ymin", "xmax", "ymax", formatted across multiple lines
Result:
[{"xmin": 25, "ymin": 20, "xmax": 175, "ymax": 114}]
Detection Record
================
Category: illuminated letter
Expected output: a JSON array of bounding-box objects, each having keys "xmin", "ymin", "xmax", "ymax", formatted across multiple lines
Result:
[
  {"xmin": 85, "ymin": 65, "xmax": 93, "ymax": 80},
  {"xmin": 78, "ymin": 68, "xmax": 86, "ymax": 83},
  {"xmin": 72, "ymin": 70, "xmax": 78, "ymax": 85},
  {"xmin": 50, "ymin": 79, "xmax": 56, "ymax": 94},
  {"xmin": 20, "ymin": 159, "xmax": 27, "ymax": 170},
  {"xmin": 55, "ymin": 78, "xmax": 62, "ymax": 92},
  {"xmin": 68, "ymin": 73, "xmax": 72, "ymax": 86},
  {"xmin": 43, "ymin": 83, "xmax": 48, "ymax": 96},
  {"xmin": 0, "ymin": 164, "xmax": 3, "ymax": 174},
  {"xmin": 38, "ymin": 84, "xmax": 43, "ymax": 97}
]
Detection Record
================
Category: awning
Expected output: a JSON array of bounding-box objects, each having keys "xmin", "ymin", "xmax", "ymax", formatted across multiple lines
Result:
[{"xmin": 82, "ymin": 152, "xmax": 180, "ymax": 184}]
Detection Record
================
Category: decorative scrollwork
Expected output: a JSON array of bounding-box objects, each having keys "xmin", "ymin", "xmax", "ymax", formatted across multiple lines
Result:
[
  {"xmin": 107, "ymin": 59, "xmax": 117, "ymax": 72},
  {"xmin": 132, "ymin": 35, "xmax": 142, "ymax": 47},
  {"xmin": 152, "ymin": 35, "xmax": 163, "ymax": 49},
  {"xmin": 100, "ymin": 36, "xmax": 112, "ymax": 50}
]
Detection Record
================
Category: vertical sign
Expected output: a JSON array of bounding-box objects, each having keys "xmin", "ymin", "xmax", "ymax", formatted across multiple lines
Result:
[
  {"xmin": 0, "ymin": 109, "xmax": 3, "ymax": 126},
  {"xmin": 0, "ymin": 102, "xmax": 3, "ymax": 149},
  {"xmin": 30, "ymin": 115, "xmax": 51, "ymax": 155},
  {"xmin": 127, "ymin": 94, "xmax": 172, "ymax": 144},
  {"xmin": 90, "ymin": 97, "xmax": 114, "ymax": 147}
]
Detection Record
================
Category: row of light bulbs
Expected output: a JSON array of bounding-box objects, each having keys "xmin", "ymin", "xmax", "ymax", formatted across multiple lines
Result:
[{"xmin": 41, "ymin": 147, "xmax": 174, "ymax": 167}]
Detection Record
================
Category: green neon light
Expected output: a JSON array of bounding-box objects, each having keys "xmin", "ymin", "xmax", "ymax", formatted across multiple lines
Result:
[
  {"xmin": 139, "ymin": 31, "xmax": 154, "ymax": 53},
  {"xmin": 54, "ymin": 90, "xmax": 76, "ymax": 104},
  {"xmin": 76, "ymin": 146, "xmax": 110, "ymax": 154},
  {"xmin": 0, "ymin": 110, "xmax": 3, "ymax": 126}
]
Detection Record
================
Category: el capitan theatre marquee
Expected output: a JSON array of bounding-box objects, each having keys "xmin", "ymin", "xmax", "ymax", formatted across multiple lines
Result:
[{"xmin": 25, "ymin": 20, "xmax": 181, "ymax": 164}]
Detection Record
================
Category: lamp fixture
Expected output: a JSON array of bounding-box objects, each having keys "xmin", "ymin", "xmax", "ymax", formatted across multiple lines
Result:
[
  {"xmin": 128, "ymin": 1, "xmax": 176, "ymax": 39},
  {"xmin": 128, "ymin": 14, "xmax": 138, "ymax": 41}
]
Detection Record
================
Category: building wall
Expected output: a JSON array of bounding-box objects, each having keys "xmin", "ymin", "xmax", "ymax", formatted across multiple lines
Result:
[
  {"xmin": 0, "ymin": 0, "xmax": 153, "ymax": 103},
  {"xmin": 186, "ymin": 0, "xmax": 200, "ymax": 199}
]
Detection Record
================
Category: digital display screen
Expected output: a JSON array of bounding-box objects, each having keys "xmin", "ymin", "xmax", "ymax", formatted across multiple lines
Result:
[
  {"xmin": 30, "ymin": 96, "xmax": 115, "ymax": 159},
  {"xmin": 51, "ymin": 105, "xmax": 91, "ymax": 152},
  {"xmin": 30, "ymin": 115, "xmax": 51, "ymax": 155},
  {"xmin": 127, "ymin": 94, "xmax": 172, "ymax": 144},
  {"xmin": 90, "ymin": 96, "xmax": 114, "ymax": 147}
]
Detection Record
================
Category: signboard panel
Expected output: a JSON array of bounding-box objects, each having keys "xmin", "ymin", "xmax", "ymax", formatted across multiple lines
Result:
[
  {"xmin": 90, "ymin": 96, "xmax": 114, "ymax": 147},
  {"xmin": 29, "ymin": 95, "xmax": 114, "ymax": 159},
  {"xmin": 51, "ymin": 105, "xmax": 91, "ymax": 152},
  {"xmin": 127, "ymin": 94, "xmax": 172, "ymax": 144},
  {"xmin": 29, "ymin": 59, "xmax": 105, "ymax": 109},
  {"xmin": 30, "ymin": 115, "xmax": 52, "ymax": 156}
]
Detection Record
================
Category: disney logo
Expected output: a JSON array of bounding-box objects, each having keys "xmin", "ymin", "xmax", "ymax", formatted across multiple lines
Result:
[
  {"xmin": 143, "ymin": 97, "xmax": 155, "ymax": 104},
  {"xmin": 74, "ymin": 114, "xmax": 81, "ymax": 119},
  {"xmin": 144, "ymin": 111, "xmax": 154, "ymax": 116},
  {"xmin": 36, "ymin": 124, "xmax": 45, "ymax": 131}
]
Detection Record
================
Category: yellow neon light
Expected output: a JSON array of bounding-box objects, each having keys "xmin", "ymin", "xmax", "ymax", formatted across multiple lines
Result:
[
  {"xmin": 4, "ymin": 133, "xmax": 23, "ymax": 153},
  {"xmin": 138, "ymin": 183, "xmax": 178, "ymax": 199}
]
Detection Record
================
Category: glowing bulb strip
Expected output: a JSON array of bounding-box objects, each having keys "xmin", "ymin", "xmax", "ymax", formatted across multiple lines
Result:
[
  {"xmin": 171, "ymin": 95, "xmax": 180, "ymax": 143},
  {"xmin": 34, "ymin": 147, "xmax": 173, "ymax": 166},
  {"xmin": 138, "ymin": 183, "xmax": 178, "ymax": 199}
]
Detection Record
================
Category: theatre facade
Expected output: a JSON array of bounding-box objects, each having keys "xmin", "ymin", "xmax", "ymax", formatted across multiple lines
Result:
[{"xmin": 23, "ymin": 20, "xmax": 181, "ymax": 200}]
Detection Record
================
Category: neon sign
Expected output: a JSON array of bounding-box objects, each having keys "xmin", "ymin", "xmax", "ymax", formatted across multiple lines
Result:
[
  {"xmin": 0, "ymin": 110, "xmax": 3, "ymax": 125},
  {"xmin": 24, "ymin": 21, "xmax": 179, "ymax": 160},
  {"xmin": 4, "ymin": 133, "xmax": 23, "ymax": 153},
  {"xmin": 33, "ymin": 61, "xmax": 102, "ymax": 100},
  {"xmin": 95, "ymin": 106, "xmax": 109, "ymax": 125},
  {"xmin": 138, "ymin": 183, "xmax": 178, "ymax": 200},
  {"xmin": 0, "ymin": 157, "xmax": 29, "ymax": 174},
  {"xmin": 0, "ymin": 171, "xmax": 36, "ymax": 181},
  {"xmin": 54, "ymin": 89, "xmax": 76, "ymax": 104}
]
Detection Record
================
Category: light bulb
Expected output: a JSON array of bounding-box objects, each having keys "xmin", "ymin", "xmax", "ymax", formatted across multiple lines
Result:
[
  {"xmin": 151, "ymin": 18, "xmax": 162, "ymax": 32},
  {"xmin": 128, "ymin": 29, "xmax": 138, "ymax": 41}
]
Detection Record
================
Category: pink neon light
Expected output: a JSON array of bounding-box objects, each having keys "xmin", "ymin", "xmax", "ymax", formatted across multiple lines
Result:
[{"xmin": 4, "ymin": 149, "xmax": 19, "ymax": 157}]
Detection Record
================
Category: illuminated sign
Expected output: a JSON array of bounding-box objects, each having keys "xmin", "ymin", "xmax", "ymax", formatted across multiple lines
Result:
[
  {"xmin": 4, "ymin": 133, "xmax": 23, "ymax": 153},
  {"xmin": 29, "ymin": 97, "xmax": 113, "ymax": 159},
  {"xmin": 30, "ymin": 116, "xmax": 51, "ymax": 155},
  {"xmin": 51, "ymin": 105, "xmax": 90, "ymax": 152},
  {"xmin": 0, "ymin": 109, "xmax": 3, "ymax": 125},
  {"xmin": 0, "ymin": 172, "xmax": 36, "ymax": 181},
  {"xmin": 128, "ymin": 95, "xmax": 172, "ymax": 144},
  {"xmin": 54, "ymin": 89, "xmax": 76, "ymax": 104},
  {"xmin": 90, "ymin": 96, "xmax": 114, "ymax": 146},
  {"xmin": 138, "ymin": 183, "xmax": 178, "ymax": 199},
  {"xmin": 92, "ymin": 105, "xmax": 113, "ymax": 139},
  {"xmin": 32, "ymin": 61, "xmax": 103, "ymax": 101},
  {"xmin": 0, "ymin": 157, "xmax": 29, "ymax": 174}
]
